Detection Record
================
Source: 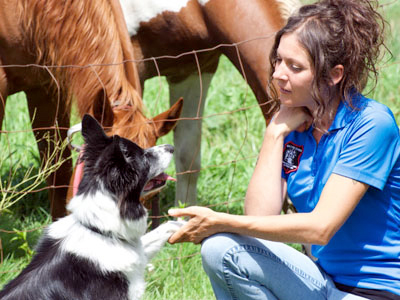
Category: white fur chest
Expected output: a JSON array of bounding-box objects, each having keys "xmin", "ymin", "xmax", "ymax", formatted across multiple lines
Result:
[
  {"xmin": 47, "ymin": 190, "xmax": 184, "ymax": 300},
  {"xmin": 48, "ymin": 216, "xmax": 148, "ymax": 274},
  {"xmin": 48, "ymin": 216, "xmax": 150, "ymax": 300},
  {"xmin": 48, "ymin": 192, "xmax": 149, "ymax": 274}
]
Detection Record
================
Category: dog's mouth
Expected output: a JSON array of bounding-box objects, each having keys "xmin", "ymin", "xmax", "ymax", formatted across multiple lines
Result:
[
  {"xmin": 140, "ymin": 173, "xmax": 176, "ymax": 208},
  {"xmin": 143, "ymin": 173, "xmax": 176, "ymax": 193}
]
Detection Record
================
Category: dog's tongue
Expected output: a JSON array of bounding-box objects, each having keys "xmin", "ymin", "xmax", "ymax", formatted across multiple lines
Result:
[
  {"xmin": 144, "ymin": 173, "xmax": 176, "ymax": 191},
  {"xmin": 155, "ymin": 173, "xmax": 176, "ymax": 182}
]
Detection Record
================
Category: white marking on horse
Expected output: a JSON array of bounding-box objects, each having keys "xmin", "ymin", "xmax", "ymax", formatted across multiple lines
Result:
[
  {"xmin": 276, "ymin": 0, "xmax": 300, "ymax": 19},
  {"xmin": 197, "ymin": 0, "xmax": 211, "ymax": 5},
  {"xmin": 120, "ymin": 0, "xmax": 211, "ymax": 36}
]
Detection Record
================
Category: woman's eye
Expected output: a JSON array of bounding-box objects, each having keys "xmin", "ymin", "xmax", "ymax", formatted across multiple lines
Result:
[{"xmin": 290, "ymin": 64, "xmax": 302, "ymax": 72}]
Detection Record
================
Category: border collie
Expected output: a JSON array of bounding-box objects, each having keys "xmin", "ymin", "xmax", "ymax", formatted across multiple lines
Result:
[{"xmin": 0, "ymin": 114, "xmax": 185, "ymax": 300}]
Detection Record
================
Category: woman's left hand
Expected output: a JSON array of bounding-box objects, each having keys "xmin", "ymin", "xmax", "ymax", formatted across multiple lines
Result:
[
  {"xmin": 168, "ymin": 206, "xmax": 222, "ymax": 244},
  {"xmin": 268, "ymin": 105, "xmax": 313, "ymax": 137}
]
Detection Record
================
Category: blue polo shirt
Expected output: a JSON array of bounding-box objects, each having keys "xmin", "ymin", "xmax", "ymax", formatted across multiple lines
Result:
[{"xmin": 281, "ymin": 94, "xmax": 400, "ymax": 296}]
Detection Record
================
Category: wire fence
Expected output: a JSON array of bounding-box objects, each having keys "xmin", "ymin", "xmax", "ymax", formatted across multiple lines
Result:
[
  {"xmin": 0, "ymin": 35, "xmax": 276, "ymax": 279},
  {"xmin": 0, "ymin": 32, "xmax": 283, "ymax": 214},
  {"xmin": 0, "ymin": 1, "xmax": 399, "ymax": 283}
]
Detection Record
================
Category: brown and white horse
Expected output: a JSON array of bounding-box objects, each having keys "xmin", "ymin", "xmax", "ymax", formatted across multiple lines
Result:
[
  {"xmin": 0, "ymin": 0, "xmax": 182, "ymax": 219},
  {"xmin": 121, "ymin": 0, "xmax": 299, "ymax": 206}
]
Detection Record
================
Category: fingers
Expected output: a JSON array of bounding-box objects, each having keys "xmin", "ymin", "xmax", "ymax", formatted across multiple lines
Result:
[
  {"xmin": 168, "ymin": 208, "xmax": 189, "ymax": 218},
  {"xmin": 167, "ymin": 221, "xmax": 202, "ymax": 244},
  {"xmin": 167, "ymin": 206, "xmax": 213, "ymax": 244},
  {"xmin": 168, "ymin": 206, "xmax": 208, "ymax": 218},
  {"xmin": 167, "ymin": 207, "xmax": 197, "ymax": 244},
  {"xmin": 168, "ymin": 227, "xmax": 186, "ymax": 244},
  {"xmin": 270, "ymin": 105, "xmax": 313, "ymax": 135},
  {"xmin": 296, "ymin": 117, "xmax": 313, "ymax": 132}
]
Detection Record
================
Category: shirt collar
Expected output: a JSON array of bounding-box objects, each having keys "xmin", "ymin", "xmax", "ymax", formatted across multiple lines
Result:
[{"xmin": 328, "ymin": 93, "xmax": 365, "ymax": 131}]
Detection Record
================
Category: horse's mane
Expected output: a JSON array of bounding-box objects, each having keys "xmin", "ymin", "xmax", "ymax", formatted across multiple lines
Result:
[
  {"xmin": 276, "ymin": 0, "xmax": 301, "ymax": 20},
  {"xmin": 17, "ymin": 0, "xmax": 145, "ymax": 129}
]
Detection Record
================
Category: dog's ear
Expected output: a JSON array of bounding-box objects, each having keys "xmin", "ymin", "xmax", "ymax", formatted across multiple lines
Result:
[
  {"xmin": 81, "ymin": 114, "xmax": 110, "ymax": 145},
  {"xmin": 111, "ymin": 135, "xmax": 126, "ymax": 164}
]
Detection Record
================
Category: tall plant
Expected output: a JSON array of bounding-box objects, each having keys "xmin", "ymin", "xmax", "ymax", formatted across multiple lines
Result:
[{"xmin": 0, "ymin": 131, "xmax": 69, "ymax": 213}]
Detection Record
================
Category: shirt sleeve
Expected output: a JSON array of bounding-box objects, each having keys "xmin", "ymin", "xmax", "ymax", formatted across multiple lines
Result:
[{"xmin": 333, "ymin": 109, "xmax": 400, "ymax": 190}]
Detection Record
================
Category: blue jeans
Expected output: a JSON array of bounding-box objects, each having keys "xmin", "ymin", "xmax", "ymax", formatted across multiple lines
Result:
[{"xmin": 201, "ymin": 233, "xmax": 367, "ymax": 300}]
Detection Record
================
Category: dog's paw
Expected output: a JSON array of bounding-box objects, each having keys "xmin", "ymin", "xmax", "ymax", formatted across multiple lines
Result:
[
  {"xmin": 157, "ymin": 220, "xmax": 187, "ymax": 235},
  {"xmin": 165, "ymin": 220, "xmax": 187, "ymax": 230},
  {"xmin": 142, "ymin": 220, "xmax": 187, "ymax": 260}
]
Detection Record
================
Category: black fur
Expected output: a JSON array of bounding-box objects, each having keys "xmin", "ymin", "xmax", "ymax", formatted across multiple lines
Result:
[
  {"xmin": 0, "ymin": 114, "xmax": 174, "ymax": 300},
  {"xmin": 0, "ymin": 237, "xmax": 129, "ymax": 300},
  {"xmin": 77, "ymin": 115, "xmax": 148, "ymax": 220}
]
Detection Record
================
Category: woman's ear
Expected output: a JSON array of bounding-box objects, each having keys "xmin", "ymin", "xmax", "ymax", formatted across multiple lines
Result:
[{"xmin": 329, "ymin": 64, "xmax": 344, "ymax": 86}]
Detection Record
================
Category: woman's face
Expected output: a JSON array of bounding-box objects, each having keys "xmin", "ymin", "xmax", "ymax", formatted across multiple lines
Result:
[{"xmin": 273, "ymin": 32, "xmax": 315, "ymax": 110}]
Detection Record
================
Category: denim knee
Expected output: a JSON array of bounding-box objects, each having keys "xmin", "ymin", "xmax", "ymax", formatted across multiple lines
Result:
[
  {"xmin": 201, "ymin": 233, "xmax": 240, "ymax": 276},
  {"xmin": 201, "ymin": 234, "xmax": 329, "ymax": 300}
]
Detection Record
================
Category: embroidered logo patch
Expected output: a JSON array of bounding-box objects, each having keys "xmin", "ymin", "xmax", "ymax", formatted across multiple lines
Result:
[{"xmin": 283, "ymin": 141, "xmax": 303, "ymax": 174}]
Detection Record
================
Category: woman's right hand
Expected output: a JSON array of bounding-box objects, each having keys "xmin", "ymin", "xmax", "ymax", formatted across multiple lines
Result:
[{"xmin": 268, "ymin": 105, "xmax": 313, "ymax": 138}]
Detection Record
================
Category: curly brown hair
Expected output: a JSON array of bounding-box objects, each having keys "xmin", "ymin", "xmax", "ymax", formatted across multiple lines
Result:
[{"xmin": 267, "ymin": 0, "xmax": 389, "ymax": 124}]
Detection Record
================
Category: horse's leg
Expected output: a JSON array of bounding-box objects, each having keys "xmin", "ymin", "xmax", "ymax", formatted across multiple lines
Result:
[
  {"xmin": 168, "ymin": 72, "xmax": 214, "ymax": 206},
  {"xmin": 0, "ymin": 66, "xmax": 8, "ymax": 130},
  {"xmin": 25, "ymin": 88, "xmax": 72, "ymax": 220}
]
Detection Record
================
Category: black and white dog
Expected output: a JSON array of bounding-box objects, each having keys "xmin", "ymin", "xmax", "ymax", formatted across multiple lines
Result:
[{"xmin": 0, "ymin": 114, "xmax": 185, "ymax": 300}]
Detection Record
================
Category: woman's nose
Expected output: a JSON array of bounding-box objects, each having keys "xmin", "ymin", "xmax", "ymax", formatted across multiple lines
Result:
[{"xmin": 273, "ymin": 63, "xmax": 288, "ymax": 81}]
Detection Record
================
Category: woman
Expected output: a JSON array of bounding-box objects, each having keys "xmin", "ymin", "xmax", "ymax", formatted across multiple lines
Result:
[{"xmin": 168, "ymin": 0, "xmax": 400, "ymax": 299}]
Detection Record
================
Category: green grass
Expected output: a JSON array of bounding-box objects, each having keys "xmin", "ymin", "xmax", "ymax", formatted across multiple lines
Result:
[{"xmin": 1, "ymin": 1, "xmax": 399, "ymax": 298}]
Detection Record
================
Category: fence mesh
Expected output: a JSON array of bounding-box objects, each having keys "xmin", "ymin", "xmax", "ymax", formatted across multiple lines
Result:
[{"xmin": 0, "ymin": 2, "xmax": 399, "ymax": 294}]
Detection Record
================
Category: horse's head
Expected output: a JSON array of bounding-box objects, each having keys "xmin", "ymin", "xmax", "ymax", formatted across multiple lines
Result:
[
  {"xmin": 110, "ymin": 97, "xmax": 183, "ymax": 149},
  {"xmin": 68, "ymin": 90, "xmax": 183, "ymax": 207},
  {"xmin": 90, "ymin": 89, "xmax": 183, "ymax": 147}
]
